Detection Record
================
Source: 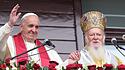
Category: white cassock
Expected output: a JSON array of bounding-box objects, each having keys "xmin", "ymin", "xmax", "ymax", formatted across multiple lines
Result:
[
  {"xmin": 78, "ymin": 48, "xmax": 120, "ymax": 67},
  {"xmin": 0, "ymin": 23, "xmax": 63, "ymax": 66}
]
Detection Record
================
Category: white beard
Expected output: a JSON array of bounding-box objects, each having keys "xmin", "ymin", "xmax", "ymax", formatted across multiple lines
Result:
[{"xmin": 86, "ymin": 45, "xmax": 106, "ymax": 66}]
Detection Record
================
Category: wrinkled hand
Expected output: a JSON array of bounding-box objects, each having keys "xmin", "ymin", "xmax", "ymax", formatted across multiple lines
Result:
[
  {"xmin": 68, "ymin": 51, "xmax": 81, "ymax": 64},
  {"xmin": 8, "ymin": 4, "xmax": 21, "ymax": 27}
]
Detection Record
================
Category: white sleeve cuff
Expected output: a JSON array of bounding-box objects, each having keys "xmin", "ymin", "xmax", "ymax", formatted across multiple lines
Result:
[{"xmin": 3, "ymin": 23, "xmax": 12, "ymax": 33}]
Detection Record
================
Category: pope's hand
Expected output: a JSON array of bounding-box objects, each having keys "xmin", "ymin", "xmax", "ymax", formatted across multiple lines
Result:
[{"xmin": 8, "ymin": 4, "xmax": 21, "ymax": 27}]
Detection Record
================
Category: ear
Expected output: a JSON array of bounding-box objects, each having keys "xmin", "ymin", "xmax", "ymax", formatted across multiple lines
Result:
[
  {"xmin": 19, "ymin": 23, "xmax": 23, "ymax": 32},
  {"xmin": 103, "ymin": 34, "xmax": 106, "ymax": 43},
  {"xmin": 84, "ymin": 32, "xmax": 88, "ymax": 45}
]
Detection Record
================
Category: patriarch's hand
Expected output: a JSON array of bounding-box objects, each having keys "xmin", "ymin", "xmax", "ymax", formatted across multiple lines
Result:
[{"xmin": 68, "ymin": 51, "xmax": 81, "ymax": 64}]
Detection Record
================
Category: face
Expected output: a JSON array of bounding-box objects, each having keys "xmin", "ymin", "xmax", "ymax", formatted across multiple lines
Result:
[
  {"xmin": 20, "ymin": 15, "xmax": 40, "ymax": 42},
  {"xmin": 85, "ymin": 28, "xmax": 105, "ymax": 48}
]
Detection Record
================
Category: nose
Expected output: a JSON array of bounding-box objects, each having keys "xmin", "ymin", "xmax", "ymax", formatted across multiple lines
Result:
[
  {"xmin": 93, "ymin": 34, "xmax": 98, "ymax": 40},
  {"xmin": 32, "ymin": 26, "xmax": 37, "ymax": 32}
]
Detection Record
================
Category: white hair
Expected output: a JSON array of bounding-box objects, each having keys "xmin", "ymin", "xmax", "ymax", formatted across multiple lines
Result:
[{"xmin": 87, "ymin": 45, "xmax": 106, "ymax": 67}]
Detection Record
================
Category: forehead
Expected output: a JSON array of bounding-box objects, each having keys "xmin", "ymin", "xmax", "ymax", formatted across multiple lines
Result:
[{"xmin": 87, "ymin": 28, "xmax": 104, "ymax": 34}]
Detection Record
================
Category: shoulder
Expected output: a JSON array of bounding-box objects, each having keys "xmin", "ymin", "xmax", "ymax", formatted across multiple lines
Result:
[{"xmin": 80, "ymin": 48, "xmax": 88, "ymax": 54}]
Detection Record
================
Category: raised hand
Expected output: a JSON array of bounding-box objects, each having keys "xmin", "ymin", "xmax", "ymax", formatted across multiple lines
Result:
[
  {"xmin": 8, "ymin": 4, "xmax": 21, "ymax": 27},
  {"xmin": 68, "ymin": 51, "xmax": 81, "ymax": 64}
]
